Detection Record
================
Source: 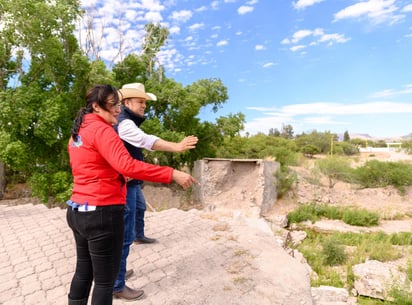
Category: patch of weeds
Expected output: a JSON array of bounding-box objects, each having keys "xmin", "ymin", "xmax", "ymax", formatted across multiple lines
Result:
[
  {"xmin": 287, "ymin": 203, "xmax": 380, "ymax": 227},
  {"xmin": 389, "ymin": 287, "xmax": 412, "ymax": 305},
  {"xmin": 232, "ymin": 276, "xmax": 248, "ymax": 285},
  {"xmin": 342, "ymin": 208, "xmax": 379, "ymax": 227},
  {"xmin": 233, "ymin": 248, "xmax": 247, "ymax": 256},
  {"xmin": 311, "ymin": 267, "xmax": 344, "ymax": 288},
  {"xmin": 210, "ymin": 235, "xmax": 221, "ymax": 241},
  {"xmin": 407, "ymin": 260, "xmax": 412, "ymax": 282},
  {"xmin": 298, "ymin": 230, "xmax": 405, "ymax": 288},
  {"xmin": 390, "ymin": 232, "xmax": 412, "ymax": 246},
  {"xmin": 321, "ymin": 237, "xmax": 347, "ymax": 266},
  {"xmin": 226, "ymin": 260, "xmax": 250, "ymax": 274}
]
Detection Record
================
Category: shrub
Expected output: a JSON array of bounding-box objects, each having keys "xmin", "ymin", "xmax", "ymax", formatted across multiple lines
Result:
[
  {"xmin": 321, "ymin": 237, "xmax": 347, "ymax": 266},
  {"xmin": 316, "ymin": 156, "xmax": 352, "ymax": 188},
  {"xmin": 352, "ymin": 160, "xmax": 412, "ymax": 193},
  {"xmin": 287, "ymin": 203, "xmax": 380, "ymax": 227},
  {"xmin": 29, "ymin": 171, "xmax": 72, "ymax": 205},
  {"xmin": 342, "ymin": 209, "xmax": 379, "ymax": 227},
  {"xmin": 301, "ymin": 144, "xmax": 320, "ymax": 158},
  {"xmin": 275, "ymin": 165, "xmax": 298, "ymax": 198}
]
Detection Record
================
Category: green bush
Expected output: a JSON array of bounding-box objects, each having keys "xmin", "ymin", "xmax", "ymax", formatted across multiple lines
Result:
[
  {"xmin": 389, "ymin": 288, "xmax": 412, "ymax": 305},
  {"xmin": 29, "ymin": 171, "xmax": 72, "ymax": 205},
  {"xmin": 275, "ymin": 165, "xmax": 298, "ymax": 198},
  {"xmin": 390, "ymin": 232, "xmax": 412, "ymax": 246},
  {"xmin": 352, "ymin": 160, "xmax": 412, "ymax": 193},
  {"xmin": 287, "ymin": 203, "xmax": 380, "ymax": 227},
  {"xmin": 321, "ymin": 237, "xmax": 347, "ymax": 266},
  {"xmin": 342, "ymin": 209, "xmax": 379, "ymax": 227},
  {"xmin": 301, "ymin": 144, "xmax": 320, "ymax": 158},
  {"xmin": 316, "ymin": 156, "xmax": 353, "ymax": 188}
]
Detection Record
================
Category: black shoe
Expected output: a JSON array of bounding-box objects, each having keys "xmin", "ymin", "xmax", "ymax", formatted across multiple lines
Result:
[
  {"xmin": 125, "ymin": 269, "xmax": 134, "ymax": 280},
  {"xmin": 134, "ymin": 236, "xmax": 157, "ymax": 244}
]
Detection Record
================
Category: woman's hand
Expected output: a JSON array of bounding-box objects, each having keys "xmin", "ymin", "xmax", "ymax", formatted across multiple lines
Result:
[{"xmin": 172, "ymin": 170, "xmax": 199, "ymax": 189}]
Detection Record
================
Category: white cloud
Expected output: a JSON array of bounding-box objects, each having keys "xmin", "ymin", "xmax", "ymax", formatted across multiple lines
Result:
[
  {"xmin": 211, "ymin": 1, "xmax": 219, "ymax": 10},
  {"xmin": 293, "ymin": 0, "xmax": 324, "ymax": 10},
  {"xmin": 247, "ymin": 0, "xmax": 258, "ymax": 5},
  {"xmin": 290, "ymin": 45, "xmax": 306, "ymax": 52},
  {"xmin": 170, "ymin": 10, "xmax": 193, "ymax": 22},
  {"xmin": 238, "ymin": 6, "xmax": 254, "ymax": 15},
  {"xmin": 370, "ymin": 84, "xmax": 412, "ymax": 98},
  {"xmin": 401, "ymin": 4, "xmax": 412, "ymax": 12},
  {"xmin": 248, "ymin": 101, "xmax": 412, "ymax": 116},
  {"xmin": 145, "ymin": 11, "xmax": 163, "ymax": 23},
  {"xmin": 169, "ymin": 26, "xmax": 180, "ymax": 35},
  {"xmin": 282, "ymin": 28, "xmax": 349, "ymax": 51},
  {"xmin": 140, "ymin": 0, "xmax": 165, "ymax": 11},
  {"xmin": 318, "ymin": 33, "xmax": 350, "ymax": 44},
  {"xmin": 255, "ymin": 45, "xmax": 265, "ymax": 50},
  {"xmin": 333, "ymin": 0, "xmax": 402, "ymax": 25},
  {"xmin": 262, "ymin": 62, "xmax": 275, "ymax": 68},
  {"xmin": 216, "ymin": 40, "xmax": 228, "ymax": 47},
  {"xmin": 188, "ymin": 23, "xmax": 204, "ymax": 31},
  {"xmin": 244, "ymin": 100, "xmax": 412, "ymax": 135},
  {"xmin": 291, "ymin": 29, "xmax": 314, "ymax": 43},
  {"xmin": 195, "ymin": 6, "xmax": 208, "ymax": 12}
]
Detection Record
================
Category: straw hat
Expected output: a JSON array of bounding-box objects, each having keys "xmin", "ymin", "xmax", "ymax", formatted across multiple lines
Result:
[{"xmin": 118, "ymin": 83, "xmax": 157, "ymax": 101}]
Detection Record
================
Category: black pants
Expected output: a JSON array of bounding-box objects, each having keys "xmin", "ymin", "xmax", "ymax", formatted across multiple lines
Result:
[{"xmin": 66, "ymin": 205, "xmax": 124, "ymax": 305}]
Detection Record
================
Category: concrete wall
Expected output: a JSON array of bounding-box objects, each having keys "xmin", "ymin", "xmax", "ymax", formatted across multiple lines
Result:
[{"xmin": 192, "ymin": 158, "xmax": 279, "ymax": 217}]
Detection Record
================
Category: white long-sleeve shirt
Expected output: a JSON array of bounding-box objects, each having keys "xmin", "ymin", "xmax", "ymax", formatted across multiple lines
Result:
[{"xmin": 117, "ymin": 119, "xmax": 159, "ymax": 150}]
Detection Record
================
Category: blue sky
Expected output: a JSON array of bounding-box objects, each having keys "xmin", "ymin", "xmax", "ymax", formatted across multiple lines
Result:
[{"xmin": 79, "ymin": 0, "xmax": 412, "ymax": 138}]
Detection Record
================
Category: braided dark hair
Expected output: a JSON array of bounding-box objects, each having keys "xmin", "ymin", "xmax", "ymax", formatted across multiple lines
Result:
[{"xmin": 71, "ymin": 84, "xmax": 119, "ymax": 142}]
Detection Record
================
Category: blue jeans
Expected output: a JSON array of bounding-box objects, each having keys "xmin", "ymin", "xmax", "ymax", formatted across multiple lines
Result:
[
  {"xmin": 66, "ymin": 205, "xmax": 124, "ymax": 305},
  {"xmin": 134, "ymin": 184, "xmax": 147, "ymax": 239},
  {"xmin": 113, "ymin": 184, "xmax": 146, "ymax": 292}
]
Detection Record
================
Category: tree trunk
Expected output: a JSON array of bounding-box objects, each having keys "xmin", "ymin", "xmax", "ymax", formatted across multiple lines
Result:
[{"xmin": 0, "ymin": 162, "xmax": 5, "ymax": 200}]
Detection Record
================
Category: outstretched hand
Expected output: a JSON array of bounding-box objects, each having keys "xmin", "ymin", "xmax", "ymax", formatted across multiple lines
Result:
[
  {"xmin": 178, "ymin": 135, "xmax": 198, "ymax": 152},
  {"xmin": 172, "ymin": 170, "xmax": 199, "ymax": 190}
]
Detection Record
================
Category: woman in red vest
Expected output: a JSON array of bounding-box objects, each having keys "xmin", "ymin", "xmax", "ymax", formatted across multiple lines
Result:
[{"xmin": 66, "ymin": 84, "xmax": 197, "ymax": 305}]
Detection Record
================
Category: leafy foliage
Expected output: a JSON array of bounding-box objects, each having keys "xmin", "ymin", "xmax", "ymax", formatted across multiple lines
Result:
[
  {"xmin": 316, "ymin": 156, "xmax": 352, "ymax": 188},
  {"xmin": 351, "ymin": 160, "xmax": 412, "ymax": 193},
  {"xmin": 287, "ymin": 203, "xmax": 380, "ymax": 227},
  {"xmin": 0, "ymin": 14, "xmax": 236, "ymax": 203},
  {"xmin": 321, "ymin": 237, "xmax": 347, "ymax": 266}
]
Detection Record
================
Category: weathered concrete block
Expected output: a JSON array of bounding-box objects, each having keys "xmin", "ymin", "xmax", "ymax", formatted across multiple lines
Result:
[{"xmin": 193, "ymin": 158, "xmax": 279, "ymax": 216}]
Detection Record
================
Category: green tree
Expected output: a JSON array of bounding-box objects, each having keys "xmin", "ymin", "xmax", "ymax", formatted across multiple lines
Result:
[
  {"xmin": 301, "ymin": 144, "xmax": 320, "ymax": 158},
  {"xmin": 0, "ymin": 6, "xmax": 236, "ymax": 203},
  {"xmin": 316, "ymin": 156, "xmax": 352, "ymax": 188},
  {"xmin": 281, "ymin": 124, "xmax": 294, "ymax": 139},
  {"xmin": 0, "ymin": 0, "xmax": 88, "ymax": 202},
  {"xmin": 268, "ymin": 128, "xmax": 281, "ymax": 137},
  {"xmin": 112, "ymin": 24, "xmax": 231, "ymax": 169},
  {"xmin": 343, "ymin": 130, "xmax": 350, "ymax": 142},
  {"xmin": 141, "ymin": 23, "xmax": 169, "ymax": 80},
  {"xmin": 295, "ymin": 130, "xmax": 338, "ymax": 154},
  {"xmin": 216, "ymin": 113, "xmax": 245, "ymax": 138}
]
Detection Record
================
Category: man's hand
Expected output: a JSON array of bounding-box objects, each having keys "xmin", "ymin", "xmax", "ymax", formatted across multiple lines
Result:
[
  {"xmin": 152, "ymin": 135, "xmax": 199, "ymax": 152},
  {"xmin": 177, "ymin": 135, "xmax": 198, "ymax": 152}
]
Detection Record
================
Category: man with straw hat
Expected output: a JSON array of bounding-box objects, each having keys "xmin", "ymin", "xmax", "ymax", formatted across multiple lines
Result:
[{"xmin": 113, "ymin": 83, "xmax": 198, "ymax": 300}]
